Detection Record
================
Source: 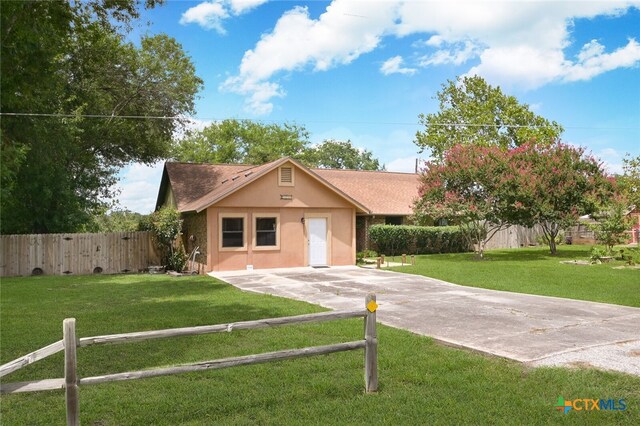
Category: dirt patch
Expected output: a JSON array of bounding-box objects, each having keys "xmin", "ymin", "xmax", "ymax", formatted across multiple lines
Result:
[{"xmin": 568, "ymin": 361, "xmax": 596, "ymax": 369}]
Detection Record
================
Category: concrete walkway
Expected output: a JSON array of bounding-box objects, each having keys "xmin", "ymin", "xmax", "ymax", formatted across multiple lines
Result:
[{"xmin": 210, "ymin": 266, "xmax": 640, "ymax": 375}]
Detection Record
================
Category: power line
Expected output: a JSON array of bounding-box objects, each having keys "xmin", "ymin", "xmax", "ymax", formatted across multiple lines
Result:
[{"xmin": 0, "ymin": 111, "xmax": 638, "ymax": 131}]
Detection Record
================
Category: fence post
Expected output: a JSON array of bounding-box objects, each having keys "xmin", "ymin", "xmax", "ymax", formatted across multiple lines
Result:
[
  {"xmin": 64, "ymin": 318, "xmax": 79, "ymax": 426},
  {"xmin": 364, "ymin": 293, "xmax": 378, "ymax": 393}
]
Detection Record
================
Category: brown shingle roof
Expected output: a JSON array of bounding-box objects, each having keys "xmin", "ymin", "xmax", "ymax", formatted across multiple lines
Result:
[
  {"xmin": 314, "ymin": 168, "xmax": 419, "ymax": 215},
  {"xmin": 164, "ymin": 162, "xmax": 252, "ymax": 211},
  {"xmin": 159, "ymin": 160, "xmax": 419, "ymax": 215},
  {"xmin": 180, "ymin": 158, "xmax": 289, "ymax": 212}
]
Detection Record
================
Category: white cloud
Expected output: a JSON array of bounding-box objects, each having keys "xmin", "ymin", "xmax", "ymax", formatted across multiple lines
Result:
[
  {"xmin": 564, "ymin": 38, "xmax": 640, "ymax": 82},
  {"xmin": 419, "ymin": 40, "xmax": 480, "ymax": 67},
  {"xmin": 223, "ymin": 0, "xmax": 640, "ymax": 113},
  {"xmin": 180, "ymin": 0, "xmax": 268, "ymax": 33},
  {"xmin": 221, "ymin": 1, "xmax": 397, "ymax": 114},
  {"xmin": 115, "ymin": 162, "xmax": 164, "ymax": 214},
  {"xmin": 229, "ymin": 0, "xmax": 268, "ymax": 15},
  {"xmin": 380, "ymin": 56, "xmax": 416, "ymax": 75},
  {"xmin": 180, "ymin": 1, "xmax": 229, "ymax": 34}
]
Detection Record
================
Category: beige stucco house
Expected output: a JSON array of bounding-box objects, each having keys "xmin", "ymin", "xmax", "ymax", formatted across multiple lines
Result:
[{"xmin": 155, "ymin": 157, "xmax": 418, "ymax": 272}]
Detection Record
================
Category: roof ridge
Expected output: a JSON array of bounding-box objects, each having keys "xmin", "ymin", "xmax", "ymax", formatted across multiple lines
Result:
[
  {"xmin": 313, "ymin": 167, "xmax": 418, "ymax": 175},
  {"xmin": 166, "ymin": 161, "xmax": 256, "ymax": 167}
]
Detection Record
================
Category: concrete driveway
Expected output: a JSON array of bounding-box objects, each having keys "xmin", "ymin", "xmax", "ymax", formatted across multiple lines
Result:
[{"xmin": 210, "ymin": 266, "xmax": 640, "ymax": 375}]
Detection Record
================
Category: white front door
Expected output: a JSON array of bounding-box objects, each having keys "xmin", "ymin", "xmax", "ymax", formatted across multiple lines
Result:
[{"xmin": 308, "ymin": 218, "xmax": 327, "ymax": 266}]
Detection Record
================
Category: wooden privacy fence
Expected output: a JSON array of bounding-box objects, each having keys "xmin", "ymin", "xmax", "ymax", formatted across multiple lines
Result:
[
  {"xmin": 0, "ymin": 294, "xmax": 379, "ymax": 425},
  {"xmin": 482, "ymin": 224, "xmax": 545, "ymax": 250},
  {"xmin": 0, "ymin": 232, "xmax": 160, "ymax": 277}
]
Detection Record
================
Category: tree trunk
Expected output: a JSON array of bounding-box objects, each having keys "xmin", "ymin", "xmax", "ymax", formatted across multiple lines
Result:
[
  {"xmin": 548, "ymin": 236, "xmax": 557, "ymax": 255},
  {"xmin": 541, "ymin": 222, "xmax": 559, "ymax": 255}
]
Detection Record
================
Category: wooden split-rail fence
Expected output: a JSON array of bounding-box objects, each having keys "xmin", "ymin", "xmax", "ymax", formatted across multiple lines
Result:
[
  {"xmin": 0, "ymin": 232, "xmax": 160, "ymax": 277},
  {"xmin": 0, "ymin": 294, "xmax": 379, "ymax": 425}
]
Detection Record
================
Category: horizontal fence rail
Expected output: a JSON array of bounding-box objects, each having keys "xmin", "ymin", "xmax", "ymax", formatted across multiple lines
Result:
[
  {"xmin": 0, "ymin": 232, "xmax": 160, "ymax": 277},
  {"xmin": 78, "ymin": 309, "xmax": 367, "ymax": 347},
  {"xmin": 0, "ymin": 294, "xmax": 378, "ymax": 426},
  {"xmin": 0, "ymin": 340, "xmax": 64, "ymax": 378}
]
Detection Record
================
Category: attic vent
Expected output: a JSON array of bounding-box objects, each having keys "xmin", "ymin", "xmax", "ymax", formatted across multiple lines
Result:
[
  {"xmin": 232, "ymin": 175, "xmax": 240, "ymax": 181},
  {"xmin": 245, "ymin": 171, "xmax": 253, "ymax": 177},
  {"xmin": 221, "ymin": 179, "xmax": 229, "ymax": 184},
  {"xmin": 278, "ymin": 166, "xmax": 294, "ymax": 186}
]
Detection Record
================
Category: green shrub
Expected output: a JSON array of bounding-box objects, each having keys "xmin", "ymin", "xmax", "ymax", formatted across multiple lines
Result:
[
  {"xmin": 356, "ymin": 250, "xmax": 378, "ymax": 261},
  {"xmin": 141, "ymin": 206, "xmax": 187, "ymax": 271},
  {"xmin": 589, "ymin": 246, "xmax": 607, "ymax": 263},
  {"xmin": 621, "ymin": 247, "xmax": 640, "ymax": 266},
  {"xmin": 368, "ymin": 225, "xmax": 470, "ymax": 256}
]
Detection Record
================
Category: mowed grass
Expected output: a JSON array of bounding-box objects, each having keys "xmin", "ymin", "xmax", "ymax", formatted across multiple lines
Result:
[
  {"xmin": 1, "ymin": 274, "xmax": 638, "ymax": 425},
  {"xmin": 389, "ymin": 245, "xmax": 640, "ymax": 307}
]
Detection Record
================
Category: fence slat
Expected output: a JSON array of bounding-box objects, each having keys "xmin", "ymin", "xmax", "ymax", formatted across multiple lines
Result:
[
  {"xmin": 0, "ymin": 340, "xmax": 64, "ymax": 378},
  {"xmin": 364, "ymin": 293, "xmax": 378, "ymax": 393},
  {"xmin": 64, "ymin": 319, "xmax": 79, "ymax": 426},
  {"xmin": 79, "ymin": 309, "xmax": 367, "ymax": 347},
  {"xmin": 0, "ymin": 378, "xmax": 66, "ymax": 394},
  {"xmin": 80, "ymin": 340, "xmax": 367, "ymax": 386}
]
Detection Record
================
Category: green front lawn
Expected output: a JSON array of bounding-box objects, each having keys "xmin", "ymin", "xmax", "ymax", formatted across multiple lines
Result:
[
  {"xmin": 389, "ymin": 245, "xmax": 640, "ymax": 307},
  {"xmin": 1, "ymin": 274, "xmax": 638, "ymax": 425}
]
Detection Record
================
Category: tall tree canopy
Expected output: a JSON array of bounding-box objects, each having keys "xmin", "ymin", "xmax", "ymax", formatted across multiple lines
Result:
[
  {"xmin": 172, "ymin": 120, "xmax": 310, "ymax": 165},
  {"xmin": 172, "ymin": 120, "xmax": 383, "ymax": 170},
  {"xmin": 415, "ymin": 76, "xmax": 564, "ymax": 160},
  {"xmin": 306, "ymin": 140, "xmax": 383, "ymax": 170},
  {"xmin": 1, "ymin": 0, "xmax": 202, "ymax": 234}
]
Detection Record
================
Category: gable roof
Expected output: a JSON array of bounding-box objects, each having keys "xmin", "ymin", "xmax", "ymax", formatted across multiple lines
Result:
[
  {"xmin": 157, "ymin": 158, "xmax": 419, "ymax": 216},
  {"xmin": 156, "ymin": 162, "xmax": 252, "ymax": 212},
  {"xmin": 314, "ymin": 168, "xmax": 419, "ymax": 216}
]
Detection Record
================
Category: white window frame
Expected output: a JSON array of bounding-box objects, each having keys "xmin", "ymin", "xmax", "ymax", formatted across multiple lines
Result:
[
  {"xmin": 253, "ymin": 213, "xmax": 280, "ymax": 251},
  {"xmin": 219, "ymin": 213, "xmax": 247, "ymax": 252}
]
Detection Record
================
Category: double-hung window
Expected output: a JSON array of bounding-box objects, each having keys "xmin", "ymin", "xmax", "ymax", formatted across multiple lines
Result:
[
  {"xmin": 254, "ymin": 214, "xmax": 280, "ymax": 250},
  {"xmin": 220, "ymin": 214, "xmax": 246, "ymax": 250}
]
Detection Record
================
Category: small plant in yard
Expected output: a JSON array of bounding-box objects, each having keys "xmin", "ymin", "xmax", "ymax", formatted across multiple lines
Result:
[
  {"xmin": 356, "ymin": 250, "xmax": 378, "ymax": 263},
  {"xmin": 140, "ymin": 206, "xmax": 186, "ymax": 271},
  {"xmin": 621, "ymin": 247, "xmax": 640, "ymax": 265},
  {"xmin": 589, "ymin": 195, "xmax": 633, "ymax": 252},
  {"xmin": 589, "ymin": 246, "xmax": 608, "ymax": 263}
]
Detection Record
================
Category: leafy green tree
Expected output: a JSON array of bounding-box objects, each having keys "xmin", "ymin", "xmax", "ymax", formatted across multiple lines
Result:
[
  {"xmin": 1, "ymin": 0, "xmax": 202, "ymax": 234},
  {"xmin": 83, "ymin": 210, "xmax": 147, "ymax": 233},
  {"xmin": 139, "ymin": 206, "xmax": 185, "ymax": 271},
  {"xmin": 415, "ymin": 76, "xmax": 563, "ymax": 160},
  {"xmin": 172, "ymin": 121, "xmax": 384, "ymax": 171},
  {"xmin": 305, "ymin": 140, "xmax": 383, "ymax": 170},
  {"xmin": 414, "ymin": 143, "xmax": 513, "ymax": 258},
  {"xmin": 618, "ymin": 155, "xmax": 640, "ymax": 208},
  {"xmin": 590, "ymin": 195, "xmax": 633, "ymax": 253},
  {"xmin": 172, "ymin": 120, "xmax": 310, "ymax": 164},
  {"xmin": 505, "ymin": 142, "xmax": 613, "ymax": 254}
]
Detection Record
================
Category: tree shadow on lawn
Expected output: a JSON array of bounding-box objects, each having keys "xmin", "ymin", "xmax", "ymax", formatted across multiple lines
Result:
[{"xmin": 479, "ymin": 248, "xmax": 588, "ymax": 262}]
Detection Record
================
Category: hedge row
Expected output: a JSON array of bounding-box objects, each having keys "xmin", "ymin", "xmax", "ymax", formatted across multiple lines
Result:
[{"xmin": 368, "ymin": 225, "xmax": 471, "ymax": 256}]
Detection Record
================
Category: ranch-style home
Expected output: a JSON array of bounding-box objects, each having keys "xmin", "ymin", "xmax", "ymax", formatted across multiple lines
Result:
[{"xmin": 155, "ymin": 157, "xmax": 419, "ymax": 272}]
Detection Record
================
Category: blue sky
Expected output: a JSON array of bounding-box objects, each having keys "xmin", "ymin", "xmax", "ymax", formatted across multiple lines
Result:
[{"xmin": 118, "ymin": 0, "xmax": 640, "ymax": 213}]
